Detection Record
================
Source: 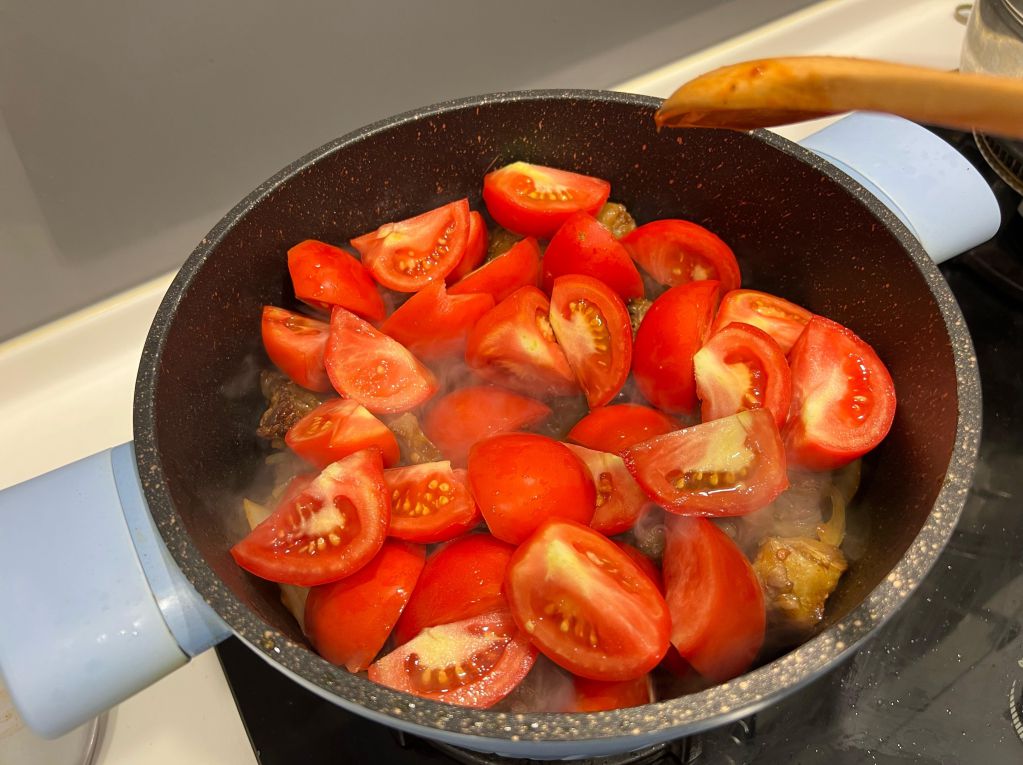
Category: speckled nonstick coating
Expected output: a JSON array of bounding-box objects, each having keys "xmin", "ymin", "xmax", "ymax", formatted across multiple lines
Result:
[{"xmin": 133, "ymin": 91, "xmax": 980, "ymax": 758}]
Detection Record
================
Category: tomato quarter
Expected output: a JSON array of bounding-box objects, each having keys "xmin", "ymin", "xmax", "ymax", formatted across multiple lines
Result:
[
  {"xmin": 446, "ymin": 210, "xmax": 488, "ymax": 284},
  {"xmin": 286, "ymin": 398, "xmax": 400, "ymax": 468},
  {"xmin": 261, "ymin": 306, "xmax": 331, "ymax": 392},
  {"xmin": 287, "ymin": 239, "xmax": 386, "ymax": 320},
  {"xmin": 448, "ymin": 236, "xmax": 541, "ymax": 303},
  {"xmin": 566, "ymin": 675, "xmax": 653, "ymax": 713},
  {"xmin": 566, "ymin": 404, "xmax": 678, "ymax": 454},
  {"xmin": 542, "ymin": 213, "xmax": 644, "ymax": 300},
  {"xmin": 380, "ymin": 281, "xmax": 495, "ymax": 362},
  {"xmin": 711, "ymin": 289, "xmax": 812, "ymax": 354},
  {"xmin": 564, "ymin": 443, "xmax": 647, "ymax": 536},
  {"xmin": 384, "ymin": 462, "xmax": 481, "ymax": 543},
  {"xmin": 622, "ymin": 219, "xmax": 740, "ymax": 292}
]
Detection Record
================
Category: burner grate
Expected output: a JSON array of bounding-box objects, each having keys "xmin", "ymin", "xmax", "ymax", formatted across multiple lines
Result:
[
  {"xmin": 425, "ymin": 738, "xmax": 696, "ymax": 765},
  {"xmin": 975, "ymin": 132, "xmax": 1023, "ymax": 195}
]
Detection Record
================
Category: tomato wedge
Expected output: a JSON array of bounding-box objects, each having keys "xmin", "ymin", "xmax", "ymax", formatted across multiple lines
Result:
[
  {"xmin": 368, "ymin": 610, "xmax": 537, "ymax": 708},
  {"xmin": 384, "ymin": 462, "xmax": 481, "ymax": 544},
  {"xmin": 566, "ymin": 404, "xmax": 678, "ymax": 454},
  {"xmin": 564, "ymin": 443, "xmax": 647, "ymax": 536},
  {"xmin": 286, "ymin": 398, "xmax": 400, "ymax": 469},
  {"xmin": 549, "ymin": 275, "xmax": 633, "ymax": 408},
  {"xmin": 622, "ymin": 408, "xmax": 788, "ymax": 517},
  {"xmin": 785, "ymin": 315, "xmax": 896, "ymax": 470},
  {"xmin": 464, "ymin": 286, "xmax": 579, "ymax": 397},
  {"xmin": 541, "ymin": 214, "xmax": 644, "ymax": 301},
  {"xmin": 446, "ymin": 210, "xmax": 488, "ymax": 284},
  {"xmin": 287, "ymin": 239, "xmax": 386, "ymax": 320},
  {"xmin": 448, "ymin": 236, "xmax": 541, "ymax": 303},
  {"xmin": 351, "ymin": 199, "xmax": 470, "ymax": 291},
  {"xmin": 379, "ymin": 281, "xmax": 495, "ymax": 362},
  {"xmin": 324, "ymin": 307, "xmax": 438, "ymax": 413},
  {"xmin": 261, "ymin": 306, "xmax": 331, "ymax": 392},
  {"xmin": 422, "ymin": 385, "xmax": 551, "ymax": 466},
  {"xmin": 482, "ymin": 162, "xmax": 610, "ymax": 238},
  {"xmin": 565, "ymin": 675, "xmax": 653, "ymax": 713},
  {"xmin": 614, "ymin": 541, "xmax": 662, "ymax": 592},
  {"xmin": 662, "ymin": 516, "xmax": 766, "ymax": 682},
  {"xmin": 304, "ymin": 540, "xmax": 426, "ymax": 672},
  {"xmin": 467, "ymin": 433, "xmax": 595, "ymax": 544},
  {"xmin": 694, "ymin": 322, "xmax": 793, "ymax": 428},
  {"xmin": 393, "ymin": 534, "xmax": 514, "ymax": 645},
  {"xmin": 621, "ymin": 219, "xmax": 740, "ymax": 292},
  {"xmin": 711, "ymin": 289, "xmax": 812, "ymax": 354},
  {"xmin": 632, "ymin": 280, "xmax": 721, "ymax": 414},
  {"xmin": 230, "ymin": 449, "xmax": 390, "ymax": 586},
  {"xmin": 505, "ymin": 519, "xmax": 670, "ymax": 681}
]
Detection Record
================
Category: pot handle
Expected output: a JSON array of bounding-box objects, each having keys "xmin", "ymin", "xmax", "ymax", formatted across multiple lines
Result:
[
  {"xmin": 0, "ymin": 443, "xmax": 231, "ymax": 738},
  {"xmin": 798, "ymin": 112, "xmax": 1001, "ymax": 263}
]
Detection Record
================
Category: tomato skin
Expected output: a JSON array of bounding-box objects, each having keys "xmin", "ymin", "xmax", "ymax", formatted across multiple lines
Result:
[
  {"xmin": 621, "ymin": 219, "xmax": 740, "ymax": 292},
  {"xmin": 711, "ymin": 289, "xmax": 812, "ymax": 354},
  {"xmin": 614, "ymin": 541, "xmax": 663, "ymax": 592},
  {"xmin": 784, "ymin": 315, "xmax": 896, "ymax": 470},
  {"xmin": 467, "ymin": 433, "xmax": 596, "ymax": 544},
  {"xmin": 286, "ymin": 398, "xmax": 400, "ymax": 469},
  {"xmin": 422, "ymin": 385, "xmax": 551, "ymax": 466},
  {"xmin": 384, "ymin": 462, "xmax": 481, "ymax": 544},
  {"xmin": 566, "ymin": 675, "xmax": 653, "ymax": 712},
  {"xmin": 694, "ymin": 322, "xmax": 793, "ymax": 428},
  {"xmin": 622, "ymin": 408, "xmax": 788, "ymax": 517},
  {"xmin": 448, "ymin": 237, "xmax": 542, "ymax": 303},
  {"xmin": 566, "ymin": 404, "xmax": 678, "ymax": 454},
  {"xmin": 564, "ymin": 443, "xmax": 648, "ymax": 536},
  {"xmin": 379, "ymin": 282, "xmax": 495, "ymax": 362},
  {"xmin": 393, "ymin": 534, "xmax": 515, "ymax": 645},
  {"xmin": 505, "ymin": 519, "xmax": 671, "ymax": 681},
  {"xmin": 230, "ymin": 449, "xmax": 390, "ymax": 586},
  {"xmin": 464, "ymin": 286, "xmax": 579, "ymax": 398},
  {"xmin": 304, "ymin": 540, "xmax": 426, "ymax": 672},
  {"xmin": 368, "ymin": 610, "xmax": 537, "ymax": 709},
  {"xmin": 446, "ymin": 210, "xmax": 488, "ymax": 284},
  {"xmin": 662, "ymin": 516, "xmax": 766, "ymax": 682},
  {"xmin": 632, "ymin": 280, "xmax": 721, "ymax": 414},
  {"xmin": 324, "ymin": 307, "xmax": 438, "ymax": 414},
  {"xmin": 287, "ymin": 239, "xmax": 386, "ymax": 320},
  {"xmin": 541, "ymin": 214, "xmax": 644, "ymax": 301},
  {"xmin": 549, "ymin": 275, "xmax": 633, "ymax": 408},
  {"xmin": 483, "ymin": 162, "xmax": 611, "ymax": 239},
  {"xmin": 351, "ymin": 199, "xmax": 470, "ymax": 292},
  {"xmin": 261, "ymin": 306, "xmax": 332, "ymax": 392}
]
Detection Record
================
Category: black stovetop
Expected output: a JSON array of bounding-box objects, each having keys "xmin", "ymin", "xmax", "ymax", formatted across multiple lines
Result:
[{"xmin": 215, "ymin": 131, "xmax": 1023, "ymax": 764}]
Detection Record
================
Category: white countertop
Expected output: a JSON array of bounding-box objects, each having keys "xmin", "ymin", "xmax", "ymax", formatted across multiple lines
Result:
[{"xmin": 0, "ymin": 1, "xmax": 968, "ymax": 762}]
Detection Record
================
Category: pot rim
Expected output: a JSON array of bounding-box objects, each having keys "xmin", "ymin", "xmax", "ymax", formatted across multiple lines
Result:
[{"xmin": 133, "ymin": 89, "xmax": 981, "ymax": 745}]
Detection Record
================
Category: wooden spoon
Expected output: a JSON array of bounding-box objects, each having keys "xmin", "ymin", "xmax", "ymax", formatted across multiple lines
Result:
[{"xmin": 655, "ymin": 56, "xmax": 1023, "ymax": 140}]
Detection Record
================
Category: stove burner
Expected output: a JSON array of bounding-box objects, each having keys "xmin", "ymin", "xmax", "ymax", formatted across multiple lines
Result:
[
  {"xmin": 425, "ymin": 738, "xmax": 695, "ymax": 765},
  {"xmin": 975, "ymin": 131, "xmax": 1023, "ymax": 194}
]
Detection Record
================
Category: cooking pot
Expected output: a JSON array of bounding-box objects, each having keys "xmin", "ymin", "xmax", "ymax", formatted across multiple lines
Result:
[{"xmin": 0, "ymin": 91, "xmax": 992, "ymax": 759}]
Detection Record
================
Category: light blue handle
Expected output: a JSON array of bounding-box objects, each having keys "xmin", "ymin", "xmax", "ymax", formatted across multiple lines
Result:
[
  {"xmin": 0, "ymin": 444, "xmax": 230, "ymax": 738},
  {"xmin": 799, "ymin": 112, "xmax": 1001, "ymax": 263}
]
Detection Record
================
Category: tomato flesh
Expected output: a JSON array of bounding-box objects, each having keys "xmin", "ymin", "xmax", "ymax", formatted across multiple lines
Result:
[
  {"xmin": 622, "ymin": 219, "xmax": 740, "ymax": 292},
  {"xmin": 448, "ymin": 236, "xmax": 542, "ymax": 303},
  {"xmin": 711, "ymin": 289, "xmax": 812, "ymax": 354},
  {"xmin": 566, "ymin": 404, "xmax": 678, "ymax": 454},
  {"xmin": 446, "ymin": 210, "xmax": 488, "ymax": 284},
  {"xmin": 261, "ymin": 306, "xmax": 332, "ymax": 392},
  {"xmin": 542, "ymin": 213, "xmax": 644, "ymax": 300},
  {"xmin": 305, "ymin": 540, "xmax": 425, "ymax": 672},
  {"xmin": 622, "ymin": 408, "xmax": 788, "ymax": 517},
  {"xmin": 287, "ymin": 239, "xmax": 386, "ymax": 320},
  {"xmin": 505, "ymin": 519, "xmax": 670, "ymax": 681},
  {"xmin": 286, "ymin": 398, "xmax": 400, "ymax": 469},
  {"xmin": 384, "ymin": 462, "xmax": 481, "ymax": 544},
  {"xmin": 380, "ymin": 281, "xmax": 495, "ymax": 362},
  {"xmin": 564, "ymin": 443, "xmax": 647, "ymax": 536}
]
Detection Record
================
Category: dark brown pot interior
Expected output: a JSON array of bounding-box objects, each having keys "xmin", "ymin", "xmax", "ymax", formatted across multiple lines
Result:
[{"xmin": 134, "ymin": 91, "xmax": 979, "ymax": 758}]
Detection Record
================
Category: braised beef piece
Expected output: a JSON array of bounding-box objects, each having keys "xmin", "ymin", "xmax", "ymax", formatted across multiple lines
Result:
[
  {"xmin": 256, "ymin": 369, "xmax": 328, "ymax": 440},
  {"xmin": 595, "ymin": 201, "xmax": 637, "ymax": 239},
  {"xmin": 753, "ymin": 536, "xmax": 848, "ymax": 635},
  {"xmin": 627, "ymin": 297, "xmax": 653, "ymax": 338},
  {"xmin": 384, "ymin": 412, "xmax": 443, "ymax": 464},
  {"xmin": 486, "ymin": 225, "xmax": 523, "ymax": 259}
]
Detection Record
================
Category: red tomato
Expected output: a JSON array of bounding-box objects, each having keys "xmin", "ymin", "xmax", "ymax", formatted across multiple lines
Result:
[
  {"xmin": 566, "ymin": 404, "xmax": 678, "ymax": 454},
  {"xmin": 230, "ymin": 449, "xmax": 390, "ymax": 586},
  {"xmin": 304, "ymin": 540, "xmax": 426, "ymax": 672},
  {"xmin": 384, "ymin": 462, "xmax": 481, "ymax": 544},
  {"xmin": 622, "ymin": 408, "xmax": 788, "ymax": 517},
  {"xmin": 368, "ymin": 610, "xmax": 536, "ymax": 708},
  {"xmin": 541, "ymin": 214, "xmax": 644, "ymax": 300},
  {"xmin": 621, "ymin": 219, "xmax": 740, "ymax": 292},
  {"xmin": 446, "ymin": 210, "xmax": 488, "ymax": 284},
  {"xmin": 324, "ymin": 307, "xmax": 438, "ymax": 413},
  {"xmin": 422, "ymin": 385, "xmax": 551, "ymax": 466},
  {"xmin": 393, "ymin": 534, "xmax": 514, "ymax": 645},
  {"xmin": 694, "ymin": 322, "xmax": 793, "ymax": 428},
  {"xmin": 564, "ymin": 443, "xmax": 647, "ymax": 536},
  {"xmin": 614, "ymin": 541, "xmax": 662, "ymax": 591},
  {"xmin": 549, "ymin": 275, "xmax": 633, "ymax": 408},
  {"xmin": 261, "ymin": 306, "xmax": 331, "ymax": 392},
  {"xmin": 285, "ymin": 398, "xmax": 400, "ymax": 469},
  {"xmin": 565, "ymin": 675, "xmax": 653, "ymax": 713},
  {"xmin": 785, "ymin": 315, "xmax": 896, "ymax": 470},
  {"xmin": 351, "ymin": 199, "xmax": 470, "ymax": 292},
  {"xmin": 662, "ymin": 516, "xmax": 765, "ymax": 682},
  {"xmin": 379, "ymin": 282, "xmax": 495, "ymax": 362},
  {"xmin": 448, "ymin": 237, "xmax": 541, "ymax": 304},
  {"xmin": 632, "ymin": 280, "xmax": 721, "ymax": 413},
  {"xmin": 467, "ymin": 433, "xmax": 595, "ymax": 544},
  {"xmin": 464, "ymin": 287, "xmax": 579, "ymax": 398},
  {"xmin": 482, "ymin": 162, "xmax": 610, "ymax": 238},
  {"xmin": 287, "ymin": 239, "xmax": 386, "ymax": 320},
  {"xmin": 711, "ymin": 289, "xmax": 812, "ymax": 354},
  {"xmin": 505, "ymin": 519, "xmax": 670, "ymax": 681}
]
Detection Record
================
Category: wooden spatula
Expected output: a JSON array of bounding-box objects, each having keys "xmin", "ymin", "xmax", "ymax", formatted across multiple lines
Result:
[{"xmin": 655, "ymin": 56, "xmax": 1023, "ymax": 140}]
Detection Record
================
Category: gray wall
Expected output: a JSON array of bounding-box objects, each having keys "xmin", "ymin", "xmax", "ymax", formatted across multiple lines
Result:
[{"xmin": 0, "ymin": 0, "xmax": 815, "ymax": 339}]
